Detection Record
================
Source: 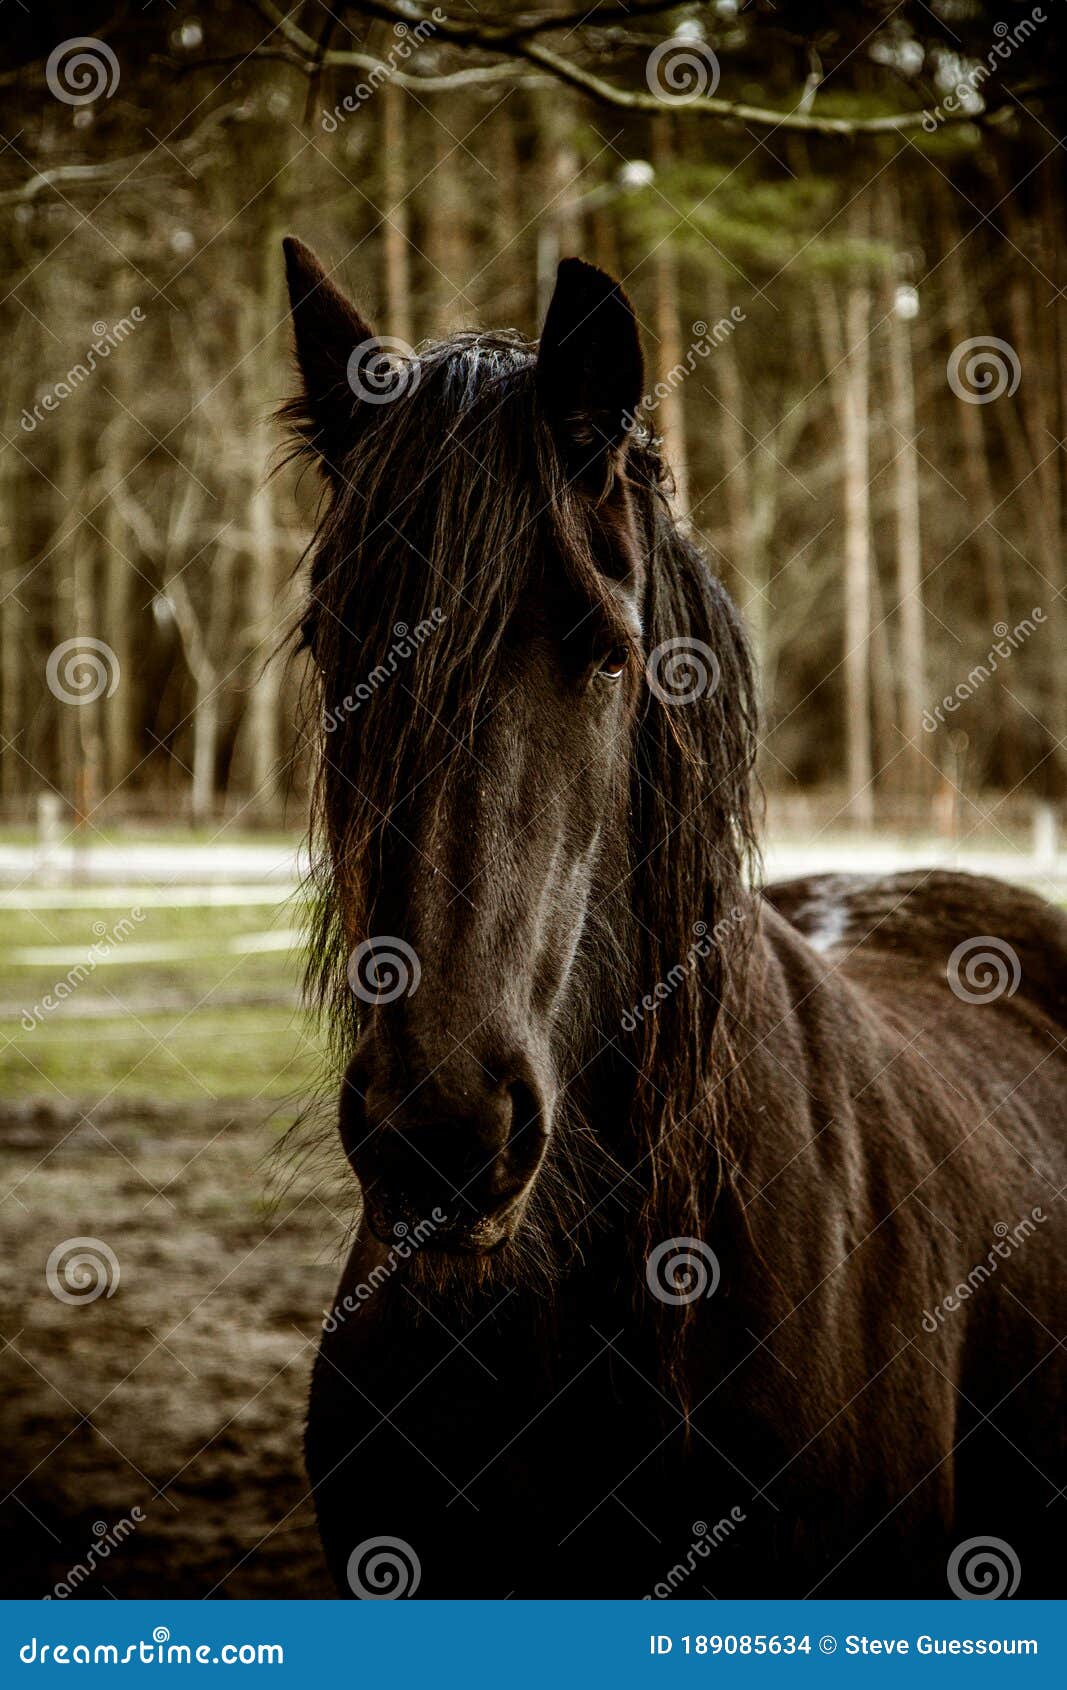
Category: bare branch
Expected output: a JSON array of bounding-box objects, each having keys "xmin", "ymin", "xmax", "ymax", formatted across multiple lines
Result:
[
  {"xmin": 243, "ymin": 0, "xmax": 1043, "ymax": 137},
  {"xmin": 0, "ymin": 104, "xmax": 240, "ymax": 207}
]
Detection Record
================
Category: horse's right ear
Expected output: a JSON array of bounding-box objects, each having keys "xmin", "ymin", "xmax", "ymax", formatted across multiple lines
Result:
[
  {"xmin": 536, "ymin": 258, "xmax": 644, "ymax": 489},
  {"xmin": 283, "ymin": 237, "xmax": 373, "ymax": 474}
]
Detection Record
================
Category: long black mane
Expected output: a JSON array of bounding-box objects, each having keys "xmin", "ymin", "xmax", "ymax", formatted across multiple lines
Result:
[{"xmin": 288, "ymin": 327, "xmax": 761, "ymax": 1304}]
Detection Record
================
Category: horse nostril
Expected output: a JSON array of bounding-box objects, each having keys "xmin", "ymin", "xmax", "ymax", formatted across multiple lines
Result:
[{"xmin": 505, "ymin": 1078, "xmax": 543, "ymax": 1149}]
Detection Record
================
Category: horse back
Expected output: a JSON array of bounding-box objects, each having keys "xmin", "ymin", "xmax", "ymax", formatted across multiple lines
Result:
[{"xmin": 764, "ymin": 867, "xmax": 1067, "ymax": 1029}]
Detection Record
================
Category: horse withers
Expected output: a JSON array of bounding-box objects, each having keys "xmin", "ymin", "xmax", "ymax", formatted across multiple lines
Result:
[{"xmin": 281, "ymin": 237, "xmax": 1067, "ymax": 1599}]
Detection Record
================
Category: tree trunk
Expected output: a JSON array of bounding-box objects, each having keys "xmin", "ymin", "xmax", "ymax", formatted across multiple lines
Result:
[
  {"xmin": 381, "ymin": 81, "xmax": 413, "ymax": 346},
  {"xmin": 191, "ymin": 684, "xmax": 219, "ymax": 825},
  {"xmin": 101, "ymin": 273, "xmax": 138, "ymax": 804},
  {"xmin": 814, "ymin": 213, "xmax": 875, "ymax": 829},
  {"xmin": 939, "ymin": 198, "xmax": 1023, "ymax": 787},
  {"xmin": 650, "ymin": 121, "xmax": 689, "ymax": 516},
  {"xmin": 708, "ymin": 273, "xmax": 757, "ymax": 652},
  {"xmin": 425, "ymin": 116, "xmax": 473, "ymax": 331},
  {"xmin": 0, "ymin": 431, "xmax": 20, "ymax": 802},
  {"xmin": 841, "ymin": 272, "xmax": 874, "ymax": 825},
  {"xmin": 885, "ymin": 194, "xmax": 926, "ymax": 797}
]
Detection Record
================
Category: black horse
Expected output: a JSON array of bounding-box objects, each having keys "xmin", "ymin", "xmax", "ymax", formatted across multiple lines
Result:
[{"xmin": 282, "ymin": 238, "xmax": 1067, "ymax": 1599}]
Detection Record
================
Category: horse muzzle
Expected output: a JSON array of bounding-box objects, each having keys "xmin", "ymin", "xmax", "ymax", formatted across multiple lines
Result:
[{"xmin": 338, "ymin": 1052, "xmax": 551, "ymax": 1254}]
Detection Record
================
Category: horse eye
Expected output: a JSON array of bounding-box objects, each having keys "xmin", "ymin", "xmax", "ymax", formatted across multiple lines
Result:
[{"xmin": 597, "ymin": 647, "xmax": 629, "ymax": 681}]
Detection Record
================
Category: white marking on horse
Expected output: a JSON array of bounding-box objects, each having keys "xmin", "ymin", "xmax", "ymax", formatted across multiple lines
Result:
[{"xmin": 791, "ymin": 876, "xmax": 857, "ymax": 952}]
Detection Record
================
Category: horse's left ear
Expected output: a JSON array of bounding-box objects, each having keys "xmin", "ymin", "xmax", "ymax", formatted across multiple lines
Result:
[
  {"xmin": 283, "ymin": 236, "xmax": 374, "ymax": 474},
  {"xmin": 536, "ymin": 258, "xmax": 644, "ymax": 486}
]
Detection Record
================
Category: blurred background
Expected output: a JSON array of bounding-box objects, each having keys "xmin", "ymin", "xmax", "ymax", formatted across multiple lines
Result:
[{"xmin": 1, "ymin": 0, "xmax": 1065, "ymax": 1596}]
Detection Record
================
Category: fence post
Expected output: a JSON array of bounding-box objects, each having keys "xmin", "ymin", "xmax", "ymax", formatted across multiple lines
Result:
[{"xmin": 1033, "ymin": 801, "xmax": 1059, "ymax": 873}]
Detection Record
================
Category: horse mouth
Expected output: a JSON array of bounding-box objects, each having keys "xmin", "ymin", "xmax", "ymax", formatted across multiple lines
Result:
[{"xmin": 362, "ymin": 1190, "xmax": 524, "ymax": 1256}]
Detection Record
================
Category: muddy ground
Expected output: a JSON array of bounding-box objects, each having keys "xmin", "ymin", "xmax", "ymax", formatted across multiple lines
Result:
[{"xmin": 0, "ymin": 1096, "xmax": 351, "ymax": 1598}]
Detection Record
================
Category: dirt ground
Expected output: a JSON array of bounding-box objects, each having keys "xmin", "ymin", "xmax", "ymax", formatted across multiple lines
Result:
[{"xmin": 0, "ymin": 1094, "xmax": 351, "ymax": 1599}]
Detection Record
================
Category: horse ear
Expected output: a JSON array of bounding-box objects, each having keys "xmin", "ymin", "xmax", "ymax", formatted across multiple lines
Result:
[
  {"xmin": 283, "ymin": 236, "xmax": 373, "ymax": 472},
  {"xmin": 536, "ymin": 258, "xmax": 644, "ymax": 486}
]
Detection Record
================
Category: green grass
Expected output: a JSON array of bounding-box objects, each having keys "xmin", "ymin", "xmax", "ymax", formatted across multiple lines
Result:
[
  {"xmin": 2, "ymin": 1006, "xmax": 320, "ymax": 1103},
  {"xmin": 0, "ymin": 898, "xmax": 323, "ymax": 1104}
]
